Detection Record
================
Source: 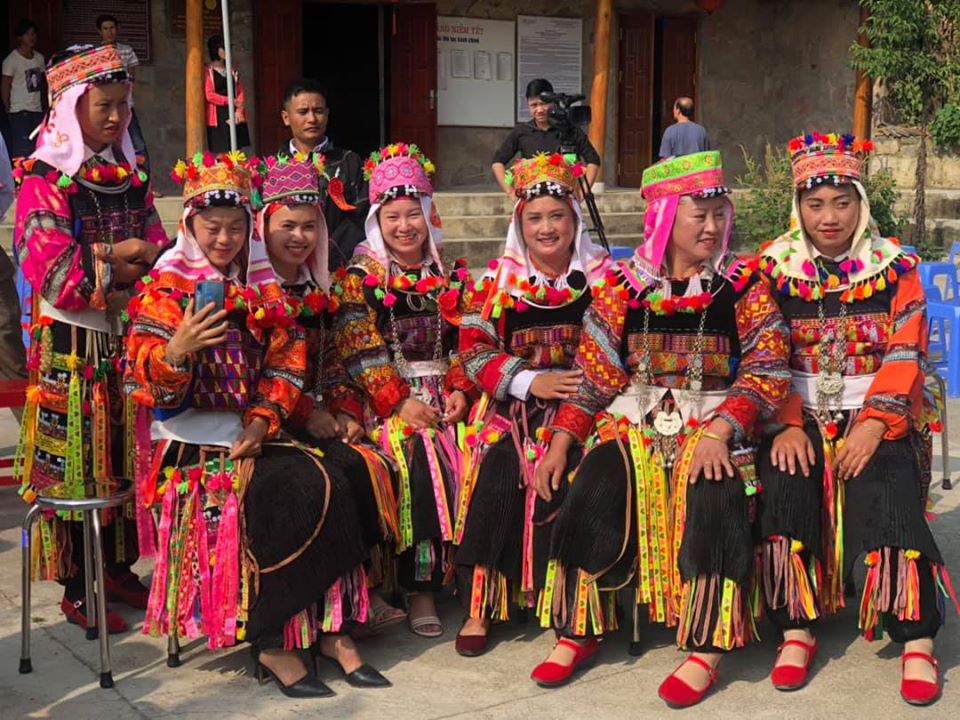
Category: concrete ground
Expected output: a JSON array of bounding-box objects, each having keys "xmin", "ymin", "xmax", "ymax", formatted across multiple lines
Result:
[{"xmin": 0, "ymin": 406, "xmax": 958, "ymax": 720}]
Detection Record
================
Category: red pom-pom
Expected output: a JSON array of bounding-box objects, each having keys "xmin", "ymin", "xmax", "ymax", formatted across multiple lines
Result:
[
  {"xmin": 363, "ymin": 274, "xmax": 380, "ymax": 287},
  {"xmin": 548, "ymin": 153, "xmax": 562, "ymax": 166},
  {"xmin": 438, "ymin": 289, "xmax": 459, "ymax": 311}
]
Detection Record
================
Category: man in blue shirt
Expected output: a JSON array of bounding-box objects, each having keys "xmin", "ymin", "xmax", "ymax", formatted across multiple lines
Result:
[{"xmin": 658, "ymin": 97, "xmax": 710, "ymax": 159}]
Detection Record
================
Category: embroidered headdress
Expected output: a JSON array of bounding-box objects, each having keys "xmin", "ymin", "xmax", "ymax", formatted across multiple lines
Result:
[
  {"xmin": 618, "ymin": 151, "xmax": 735, "ymax": 299},
  {"xmin": 32, "ymin": 44, "xmax": 136, "ymax": 180},
  {"xmin": 508, "ymin": 152, "xmax": 584, "ymax": 199},
  {"xmin": 761, "ymin": 132, "xmax": 916, "ymax": 304},
  {"xmin": 354, "ymin": 142, "xmax": 443, "ymax": 275},
  {"xmin": 141, "ymin": 153, "xmax": 292, "ymax": 331},
  {"xmin": 363, "ymin": 143, "xmax": 435, "ymax": 204},
  {"xmin": 788, "ymin": 132, "xmax": 874, "ymax": 190},
  {"xmin": 254, "ymin": 152, "xmax": 330, "ymax": 295},
  {"xmin": 483, "ymin": 153, "xmax": 610, "ymax": 316}
]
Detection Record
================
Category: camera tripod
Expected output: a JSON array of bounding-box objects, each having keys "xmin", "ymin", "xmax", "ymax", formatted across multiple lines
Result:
[{"xmin": 559, "ymin": 140, "xmax": 609, "ymax": 251}]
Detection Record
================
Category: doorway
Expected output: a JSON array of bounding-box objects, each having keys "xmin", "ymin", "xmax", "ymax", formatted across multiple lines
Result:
[
  {"xmin": 302, "ymin": 3, "xmax": 390, "ymax": 160},
  {"xmin": 616, "ymin": 13, "xmax": 698, "ymax": 187}
]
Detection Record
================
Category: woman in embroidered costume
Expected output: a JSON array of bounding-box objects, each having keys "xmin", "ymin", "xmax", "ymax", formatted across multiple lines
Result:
[
  {"xmin": 756, "ymin": 133, "xmax": 957, "ymax": 707},
  {"xmin": 528, "ymin": 151, "xmax": 791, "ymax": 700},
  {"xmin": 14, "ymin": 44, "xmax": 167, "ymax": 633},
  {"xmin": 125, "ymin": 153, "xmax": 372, "ymax": 698},
  {"xmin": 254, "ymin": 150, "xmax": 397, "ymax": 683},
  {"xmin": 453, "ymin": 153, "xmax": 610, "ymax": 655},
  {"xmin": 335, "ymin": 143, "xmax": 475, "ymax": 638}
]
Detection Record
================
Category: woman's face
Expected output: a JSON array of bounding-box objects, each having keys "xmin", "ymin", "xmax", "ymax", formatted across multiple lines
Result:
[
  {"xmin": 798, "ymin": 184, "xmax": 861, "ymax": 257},
  {"xmin": 191, "ymin": 206, "xmax": 248, "ymax": 273},
  {"xmin": 265, "ymin": 203, "xmax": 321, "ymax": 279},
  {"xmin": 669, "ymin": 195, "xmax": 728, "ymax": 269},
  {"xmin": 77, "ymin": 82, "xmax": 129, "ymax": 151},
  {"xmin": 520, "ymin": 195, "xmax": 576, "ymax": 268},
  {"xmin": 378, "ymin": 196, "xmax": 428, "ymax": 264}
]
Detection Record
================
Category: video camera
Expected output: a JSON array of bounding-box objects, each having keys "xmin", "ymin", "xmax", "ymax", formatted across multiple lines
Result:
[{"xmin": 539, "ymin": 92, "xmax": 592, "ymax": 137}]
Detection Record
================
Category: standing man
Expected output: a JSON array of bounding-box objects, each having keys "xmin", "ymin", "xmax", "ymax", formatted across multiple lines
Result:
[
  {"xmin": 96, "ymin": 14, "xmax": 150, "ymax": 170},
  {"xmin": 2, "ymin": 19, "xmax": 45, "ymax": 160},
  {"xmin": 658, "ymin": 96, "xmax": 710, "ymax": 159},
  {"xmin": 279, "ymin": 78, "xmax": 368, "ymax": 269},
  {"xmin": 491, "ymin": 78, "xmax": 601, "ymax": 197}
]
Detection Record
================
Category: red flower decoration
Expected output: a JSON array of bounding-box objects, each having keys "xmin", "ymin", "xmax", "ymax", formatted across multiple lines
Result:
[{"xmin": 438, "ymin": 289, "xmax": 459, "ymax": 312}]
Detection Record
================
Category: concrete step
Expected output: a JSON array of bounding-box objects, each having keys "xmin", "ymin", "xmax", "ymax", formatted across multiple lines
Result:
[
  {"xmin": 445, "ymin": 233, "xmax": 643, "ymax": 269},
  {"xmin": 895, "ymin": 189, "xmax": 960, "ymax": 219},
  {"xmin": 442, "ymin": 211, "xmax": 645, "ymax": 241}
]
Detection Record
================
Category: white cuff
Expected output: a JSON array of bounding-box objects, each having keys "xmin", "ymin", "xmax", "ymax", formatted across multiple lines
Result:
[{"xmin": 508, "ymin": 369, "xmax": 542, "ymax": 401}]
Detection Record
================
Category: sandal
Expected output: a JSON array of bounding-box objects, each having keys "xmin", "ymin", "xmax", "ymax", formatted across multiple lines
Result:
[
  {"xmin": 352, "ymin": 598, "xmax": 408, "ymax": 639},
  {"xmin": 406, "ymin": 593, "xmax": 443, "ymax": 638}
]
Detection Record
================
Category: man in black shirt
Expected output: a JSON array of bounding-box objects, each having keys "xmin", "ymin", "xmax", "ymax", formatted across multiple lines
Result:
[
  {"xmin": 491, "ymin": 79, "xmax": 601, "ymax": 197},
  {"xmin": 279, "ymin": 78, "xmax": 369, "ymax": 270}
]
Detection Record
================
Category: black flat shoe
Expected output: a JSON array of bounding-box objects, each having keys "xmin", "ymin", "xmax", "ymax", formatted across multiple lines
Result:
[
  {"xmin": 253, "ymin": 649, "xmax": 336, "ymax": 698},
  {"xmin": 320, "ymin": 654, "xmax": 391, "ymax": 688}
]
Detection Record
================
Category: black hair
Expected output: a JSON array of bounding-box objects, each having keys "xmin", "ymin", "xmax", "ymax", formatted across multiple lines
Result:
[
  {"xmin": 675, "ymin": 97, "xmax": 695, "ymax": 118},
  {"xmin": 525, "ymin": 78, "xmax": 553, "ymax": 100},
  {"xmin": 15, "ymin": 19, "xmax": 38, "ymax": 40},
  {"xmin": 283, "ymin": 78, "xmax": 328, "ymax": 107},
  {"xmin": 207, "ymin": 34, "xmax": 225, "ymax": 62},
  {"xmin": 96, "ymin": 14, "xmax": 119, "ymax": 30}
]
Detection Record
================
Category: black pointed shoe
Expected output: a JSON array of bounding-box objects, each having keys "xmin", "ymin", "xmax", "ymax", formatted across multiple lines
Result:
[
  {"xmin": 320, "ymin": 654, "xmax": 391, "ymax": 688},
  {"xmin": 253, "ymin": 648, "xmax": 336, "ymax": 698}
]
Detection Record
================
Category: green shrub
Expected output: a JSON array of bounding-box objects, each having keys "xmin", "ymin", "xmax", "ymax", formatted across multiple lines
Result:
[
  {"xmin": 735, "ymin": 143, "xmax": 907, "ymax": 252},
  {"xmin": 930, "ymin": 103, "xmax": 960, "ymax": 150}
]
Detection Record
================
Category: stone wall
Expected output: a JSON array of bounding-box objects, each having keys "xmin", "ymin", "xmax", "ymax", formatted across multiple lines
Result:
[
  {"xmin": 133, "ymin": 0, "xmax": 256, "ymax": 194},
  {"xmin": 872, "ymin": 132, "xmax": 960, "ymax": 193}
]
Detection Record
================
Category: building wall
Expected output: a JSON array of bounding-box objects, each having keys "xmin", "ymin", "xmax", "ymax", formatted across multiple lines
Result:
[{"xmin": 134, "ymin": 0, "xmax": 256, "ymax": 193}]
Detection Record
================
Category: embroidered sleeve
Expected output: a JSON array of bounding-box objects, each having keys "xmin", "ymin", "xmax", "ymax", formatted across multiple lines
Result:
[
  {"xmin": 246, "ymin": 323, "xmax": 307, "ymax": 437},
  {"xmin": 335, "ymin": 266, "xmax": 410, "ymax": 418},
  {"xmin": 772, "ymin": 391, "xmax": 805, "ymax": 429},
  {"xmin": 318, "ymin": 323, "xmax": 366, "ymax": 420},
  {"xmin": 859, "ymin": 269, "xmax": 926, "ymax": 438},
  {"xmin": 124, "ymin": 293, "xmax": 194, "ymax": 408},
  {"xmin": 459, "ymin": 309, "xmax": 527, "ymax": 400},
  {"xmin": 551, "ymin": 280, "xmax": 631, "ymax": 443},
  {"xmin": 714, "ymin": 275, "xmax": 792, "ymax": 441},
  {"xmin": 15, "ymin": 174, "xmax": 113, "ymax": 311}
]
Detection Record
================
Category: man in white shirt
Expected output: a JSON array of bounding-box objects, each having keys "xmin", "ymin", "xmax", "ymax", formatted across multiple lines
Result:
[
  {"xmin": 2, "ymin": 19, "xmax": 45, "ymax": 159},
  {"xmin": 97, "ymin": 14, "xmax": 150, "ymax": 169}
]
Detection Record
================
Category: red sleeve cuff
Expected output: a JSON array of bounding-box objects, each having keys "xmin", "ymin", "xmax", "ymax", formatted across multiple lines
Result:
[
  {"xmin": 328, "ymin": 391, "xmax": 364, "ymax": 421},
  {"xmin": 286, "ymin": 393, "xmax": 315, "ymax": 428},
  {"xmin": 551, "ymin": 404, "xmax": 595, "ymax": 444}
]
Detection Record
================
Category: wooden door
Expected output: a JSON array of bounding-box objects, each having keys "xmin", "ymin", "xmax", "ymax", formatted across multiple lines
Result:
[
  {"xmin": 254, "ymin": 0, "xmax": 302, "ymax": 154},
  {"xmin": 617, "ymin": 13, "xmax": 654, "ymax": 187},
  {"xmin": 658, "ymin": 17, "xmax": 698, "ymax": 134},
  {"xmin": 390, "ymin": 3, "xmax": 437, "ymax": 159}
]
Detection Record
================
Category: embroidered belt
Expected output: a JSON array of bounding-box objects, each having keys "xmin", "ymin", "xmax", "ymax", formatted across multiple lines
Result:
[
  {"xmin": 791, "ymin": 371, "xmax": 876, "ymax": 411},
  {"xmin": 605, "ymin": 385, "xmax": 727, "ymax": 427},
  {"xmin": 399, "ymin": 359, "xmax": 449, "ymax": 379}
]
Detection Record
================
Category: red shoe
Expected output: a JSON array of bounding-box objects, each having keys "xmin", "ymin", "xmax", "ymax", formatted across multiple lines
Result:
[
  {"xmin": 104, "ymin": 571, "xmax": 150, "ymax": 609},
  {"xmin": 61, "ymin": 597, "xmax": 128, "ymax": 634},
  {"xmin": 658, "ymin": 655, "xmax": 718, "ymax": 708},
  {"xmin": 900, "ymin": 652, "xmax": 941, "ymax": 706},
  {"xmin": 530, "ymin": 637, "xmax": 599, "ymax": 687},
  {"xmin": 770, "ymin": 637, "xmax": 818, "ymax": 690},
  {"xmin": 455, "ymin": 620, "xmax": 490, "ymax": 657}
]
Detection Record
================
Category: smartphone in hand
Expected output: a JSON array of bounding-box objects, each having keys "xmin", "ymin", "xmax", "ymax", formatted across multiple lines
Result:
[{"xmin": 194, "ymin": 280, "xmax": 225, "ymax": 313}]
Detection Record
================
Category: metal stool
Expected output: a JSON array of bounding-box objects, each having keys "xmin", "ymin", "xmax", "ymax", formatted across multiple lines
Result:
[{"xmin": 19, "ymin": 478, "xmax": 134, "ymax": 688}]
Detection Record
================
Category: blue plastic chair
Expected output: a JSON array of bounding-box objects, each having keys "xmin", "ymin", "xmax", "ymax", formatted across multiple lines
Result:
[
  {"xmin": 926, "ymin": 297, "xmax": 960, "ymax": 396},
  {"xmin": 926, "ymin": 285, "xmax": 948, "ymax": 362},
  {"xmin": 608, "ymin": 245, "xmax": 634, "ymax": 260},
  {"xmin": 918, "ymin": 241, "xmax": 960, "ymax": 301}
]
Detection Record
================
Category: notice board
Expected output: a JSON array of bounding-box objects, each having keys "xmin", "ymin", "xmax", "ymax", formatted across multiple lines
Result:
[
  {"xmin": 437, "ymin": 16, "xmax": 515, "ymax": 128},
  {"xmin": 516, "ymin": 15, "xmax": 582, "ymax": 122},
  {"xmin": 61, "ymin": 0, "xmax": 152, "ymax": 63}
]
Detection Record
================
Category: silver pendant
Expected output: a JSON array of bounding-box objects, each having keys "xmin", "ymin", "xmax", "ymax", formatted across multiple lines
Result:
[
  {"xmin": 817, "ymin": 371, "xmax": 844, "ymax": 396},
  {"xmin": 653, "ymin": 410, "xmax": 683, "ymax": 437},
  {"xmin": 689, "ymin": 379, "xmax": 702, "ymax": 393},
  {"xmin": 412, "ymin": 384, "xmax": 432, "ymax": 405}
]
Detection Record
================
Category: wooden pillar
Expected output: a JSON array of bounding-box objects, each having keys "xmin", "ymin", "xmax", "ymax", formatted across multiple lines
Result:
[
  {"xmin": 185, "ymin": 0, "xmax": 206, "ymax": 155},
  {"xmin": 588, "ymin": 0, "xmax": 613, "ymax": 176},
  {"xmin": 852, "ymin": 3, "xmax": 872, "ymax": 140}
]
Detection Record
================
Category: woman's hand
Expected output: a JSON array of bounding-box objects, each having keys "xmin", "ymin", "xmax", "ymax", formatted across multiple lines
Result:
[
  {"xmin": 398, "ymin": 397, "xmax": 440, "ymax": 430},
  {"xmin": 688, "ymin": 419, "xmax": 735, "ymax": 483},
  {"xmin": 534, "ymin": 433, "xmax": 574, "ymax": 502},
  {"xmin": 110, "ymin": 238, "xmax": 162, "ymax": 266},
  {"xmin": 165, "ymin": 302, "xmax": 228, "ymax": 366},
  {"xmin": 96, "ymin": 252, "xmax": 148, "ymax": 285},
  {"xmin": 770, "ymin": 426, "xmax": 816, "ymax": 478},
  {"xmin": 336, "ymin": 413, "xmax": 365, "ymax": 443},
  {"xmin": 835, "ymin": 419, "xmax": 885, "ymax": 482},
  {"xmin": 230, "ymin": 416, "xmax": 269, "ymax": 460},
  {"xmin": 529, "ymin": 370, "xmax": 583, "ymax": 401},
  {"xmin": 305, "ymin": 408, "xmax": 340, "ymax": 440},
  {"xmin": 443, "ymin": 390, "xmax": 468, "ymax": 423}
]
